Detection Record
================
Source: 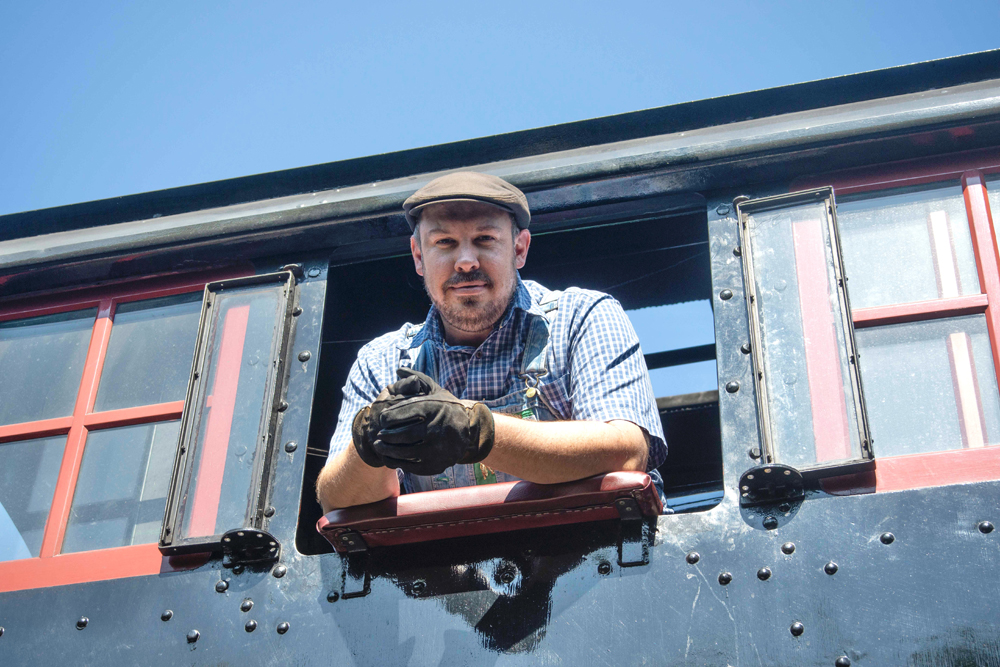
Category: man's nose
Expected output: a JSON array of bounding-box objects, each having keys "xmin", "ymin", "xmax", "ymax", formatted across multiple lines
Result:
[{"xmin": 454, "ymin": 243, "xmax": 480, "ymax": 273}]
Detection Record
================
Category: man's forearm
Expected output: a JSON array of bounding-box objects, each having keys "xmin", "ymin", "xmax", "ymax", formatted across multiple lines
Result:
[
  {"xmin": 481, "ymin": 416, "xmax": 648, "ymax": 485},
  {"xmin": 316, "ymin": 446, "xmax": 400, "ymax": 513}
]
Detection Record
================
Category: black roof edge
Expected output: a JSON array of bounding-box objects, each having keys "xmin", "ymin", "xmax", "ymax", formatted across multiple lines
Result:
[{"xmin": 4, "ymin": 49, "xmax": 1000, "ymax": 241}]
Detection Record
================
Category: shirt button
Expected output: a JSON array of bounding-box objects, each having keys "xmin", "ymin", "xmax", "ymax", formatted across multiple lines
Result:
[{"xmin": 475, "ymin": 351, "xmax": 482, "ymax": 359}]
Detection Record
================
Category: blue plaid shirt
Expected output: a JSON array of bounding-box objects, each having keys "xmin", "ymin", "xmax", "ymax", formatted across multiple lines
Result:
[{"xmin": 327, "ymin": 276, "xmax": 667, "ymax": 475}]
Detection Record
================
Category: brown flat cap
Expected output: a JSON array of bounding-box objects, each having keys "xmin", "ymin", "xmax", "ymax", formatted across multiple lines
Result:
[{"xmin": 403, "ymin": 172, "xmax": 530, "ymax": 231}]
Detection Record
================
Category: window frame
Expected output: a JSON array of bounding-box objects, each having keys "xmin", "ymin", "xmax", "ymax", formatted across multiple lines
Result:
[
  {"xmin": 0, "ymin": 267, "xmax": 250, "ymax": 593},
  {"xmin": 794, "ymin": 151, "xmax": 1000, "ymax": 492}
]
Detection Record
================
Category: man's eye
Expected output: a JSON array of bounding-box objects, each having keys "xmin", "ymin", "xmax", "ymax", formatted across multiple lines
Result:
[
  {"xmin": 477, "ymin": 236, "xmax": 496, "ymax": 243},
  {"xmin": 435, "ymin": 239, "xmax": 456, "ymax": 247}
]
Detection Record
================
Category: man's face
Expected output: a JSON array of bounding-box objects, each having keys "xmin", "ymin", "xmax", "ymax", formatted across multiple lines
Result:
[{"xmin": 410, "ymin": 202, "xmax": 530, "ymax": 345}]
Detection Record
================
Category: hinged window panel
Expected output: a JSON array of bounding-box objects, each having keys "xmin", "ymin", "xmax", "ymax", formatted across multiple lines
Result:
[
  {"xmin": 736, "ymin": 188, "xmax": 872, "ymax": 477},
  {"xmin": 160, "ymin": 271, "xmax": 296, "ymax": 556}
]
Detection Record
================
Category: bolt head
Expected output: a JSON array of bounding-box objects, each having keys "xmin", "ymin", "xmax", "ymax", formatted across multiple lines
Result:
[
  {"xmin": 272, "ymin": 565, "xmax": 287, "ymax": 578},
  {"xmin": 327, "ymin": 591, "xmax": 340, "ymax": 603},
  {"xmin": 720, "ymin": 289, "xmax": 734, "ymax": 301},
  {"xmin": 284, "ymin": 441, "xmax": 298, "ymax": 453},
  {"xmin": 161, "ymin": 610, "xmax": 173, "ymax": 622},
  {"xmin": 880, "ymin": 532, "xmax": 895, "ymax": 545},
  {"xmin": 276, "ymin": 622, "xmax": 290, "ymax": 635},
  {"xmin": 835, "ymin": 657, "xmax": 851, "ymax": 667},
  {"xmin": 215, "ymin": 580, "xmax": 229, "ymax": 593},
  {"xmin": 979, "ymin": 521, "xmax": 994, "ymax": 534},
  {"xmin": 597, "ymin": 561, "xmax": 612, "ymax": 575},
  {"xmin": 824, "ymin": 561, "xmax": 839, "ymax": 575},
  {"xmin": 763, "ymin": 516, "xmax": 779, "ymax": 530},
  {"xmin": 757, "ymin": 567, "xmax": 772, "ymax": 581},
  {"xmin": 716, "ymin": 203, "xmax": 731, "ymax": 216},
  {"xmin": 790, "ymin": 621, "xmax": 804, "ymax": 637},
  {"xmin": 240, "ymin": 599, "xmax": 253, "ymax": 612},
  {"xmin": 718, "ymin": 572, "xmax": 732, "ymax": 585},
  {"xmin": 292, "ymin": 306, "xmax": 303, "ymax": 316},
  {"xmin": 733, "ymin": 246, "xmax": 742, "ymax": 257},
  {"xmin": 781, "ymin": 542, "xmax": 795, "ymax": 555},
  {"xmin": 0, "ymin": 626, "xmax": 4, "ymax": 637},
  {"xmin": 740, "ymin": 342, "xmax": 751, "ymax": 354},
  {"xmin": 245, "ymin": 620, "xmax": 257, "ymax": 633},
  {"xmin": 725, "ymin": 381, "xmax": 740, "ymax": 394},
  {"xmin": 686, "ymin": 551, "xmax": 700, "ymax": 565},
  {"xmin": 748, "ymin": 447, "xmax": 761, "ymax": 460},
  {"xmin": 186, "ymin": 630, "xmax": 200, "ymax": 643},
  {"xmin": 76, "ymin": 617, "xmax": 89, "ymax": 630},
  {"xmin": 308, "ymin": 267, "xmax": 321, "ymax": 277},
  {"xmin": 298, "ymin": 351, "xmax": 311, "ymax": 362},
  {"xmin": 411, "ymin": 580, "xmax": 426, "ymax": 594}
]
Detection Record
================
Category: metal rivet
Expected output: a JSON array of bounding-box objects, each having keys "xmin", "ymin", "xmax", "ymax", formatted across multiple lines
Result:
[
  {"xmin": 245, "ymin": 620, "xmax": 257, "ymax": 633},
  {"xmin": 277, "ymin": 622, "xmax": 290, "ymax": 635},
  {"xmin": 740, "ymin": 342, "xmax": 751, "ymax": 354},
  {"xmin": 232, "ymin": 565, "xmax": 245, "ymax": 575},
  {"xmin": 284, "ymin": 441, "xmax": 298, "ymax": 453},
  {"xmin": 292, "ymin": 306, "xmax": 303, "ymax": 316},
  {"xmin": 716, "ymin": 204, "xmax": 731, "ymax": 216},
  {"xmin": 718, "ymin": 572, "xmax": 732, "ymax": 585},
  {"xmin": 781, "ymin": 542, "xmax": 795, "ymax": 555},
  {"xmin": 412, "ymin": 580, "xmax": 426, "ymax": 594},
  {"xmin": 264, "ymin": 506, "xmax": 275, "ymax": 518},
  {"xmin": 720, "ymin": 289, "xmax": 733, "ymax": 301},
  {"xmin": 161, "ymin": 610, "xmax": 173, "ymax": 622},
  {"xmin": 763, "ymin": 516, "xmax": 779, "ymax": 530},
  {"xmin": 757, "ymin": 567, "xmax": 772, "ymax": 581},
  {"xmin": 76, "ymin": 617, "xmax": 89, "ymax": 630},
  {"xmin": 240, "ymin": 599, "xmax": 253, "ymax": 613},
  {"xmin": 748, "ymin": 447, "xmax": 761, "ymax": 459},
  {"xmin": 597, "ymin": 561, "xmax": 612, "ymax": 575},
  {"xmin": 186, "ymin": 630, "xmax": 200, "ymax": 643},
  {"xmin": 500, "ymin": 571, "xmax": 515, "ymax": 584},
  {"xmin": 979, "ymin": 521, "xmax": 994, "ymax": 534},
  {"xmin": 327, "ymin": 591, "xmax": 340, "ymax": 603},
  {"xmin": 790, "ymin": 621, "xmax": 804, "ymax": 637},
  {"xmin": 215, "ymin": 580, "xmax": 229, "ymax": 593},
  {"xmin": 308, "ymin": 267, "xmax": 321, "ymax": 278},
  {"xmin": 277, "ymin": 401, "xmax": 289, "ymax": 412},
  {"xmin": 726, "ymin": 381, "xmax": 740, "ymax": 393},
  {"xmin": 778, "ymin": 503, "xmax": 791, "ymax": 513},
  {"xmin": 880, "ymin": 532, "xmax": 895, "ymax": 545},
  {"xmin": 733, "ymin": 246, "xmax": 742, "ymax": 257},
  {"xmin": 272, "ymin": 565, "xmax": 287, "ymax": 578},
  {"xmin": 298, "ymin": 351, "xmax": 311, "ymax": 362},
  {"xmin": 835, "ymin": 657, "xmax": 851, "ymax": 667},
  {"xmin": 686, "ymin": 551, "xmax": 700, "ymax": 565},
  {"xmin": 0, "ymin": 627, "xmax": 4, "ymax": 637}
]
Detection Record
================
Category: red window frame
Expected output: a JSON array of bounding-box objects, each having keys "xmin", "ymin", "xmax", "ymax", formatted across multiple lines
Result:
[
  {"xmin": 795, "ymin": 149, "xmax": 1000, "ymax": 493},
  {"xmin": 0, "ymin": 266, "xmax": 250, "ymax": 593}
]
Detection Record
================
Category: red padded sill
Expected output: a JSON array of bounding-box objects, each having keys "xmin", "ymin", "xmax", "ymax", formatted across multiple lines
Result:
[{"xmin": 317, "ymin": 471, "xmax": 662, "ymax": 553}]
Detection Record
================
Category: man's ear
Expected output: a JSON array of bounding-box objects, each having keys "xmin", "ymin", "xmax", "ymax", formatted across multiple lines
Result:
[
  {"xmin": 410, "ymin": 234, "xmax": 424, "ymax": 276},
  {"xmin": 514, "ymin": 229, "xmax": 531, "ymax": 269}
]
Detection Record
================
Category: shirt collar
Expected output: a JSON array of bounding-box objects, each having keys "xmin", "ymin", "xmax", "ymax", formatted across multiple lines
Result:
[{"xmin": 399, "ymin": 273, "xmax": 543, "ymax": 350}]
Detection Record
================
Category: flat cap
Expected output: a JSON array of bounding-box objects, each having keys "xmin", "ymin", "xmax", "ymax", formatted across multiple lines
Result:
[{"xmin": 403, "ymin": 172, "xmax": 530, "ymax": 231}]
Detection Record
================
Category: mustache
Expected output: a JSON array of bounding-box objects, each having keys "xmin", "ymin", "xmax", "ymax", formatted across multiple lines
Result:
[{"xmin": 445, "ymin": 270, "xmax": 493, "ymax": 288}]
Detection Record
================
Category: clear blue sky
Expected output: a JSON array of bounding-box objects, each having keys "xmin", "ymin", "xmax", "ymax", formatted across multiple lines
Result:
[{"xmin": 1, "ymin": 1, "xmax": 997, "ymax": 216}]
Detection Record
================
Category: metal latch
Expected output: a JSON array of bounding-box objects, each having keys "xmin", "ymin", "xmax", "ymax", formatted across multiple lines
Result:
[
  {"xmin": 615, "ymin": 497, "xmax": 652, "ymax": 567},
  {"xmin": 738, "ymin": 464, "xmax": 805, "ymax": 506},
  {"xmin": 221, "ymin": 528, "xmax": 281, "ymax": 567}
]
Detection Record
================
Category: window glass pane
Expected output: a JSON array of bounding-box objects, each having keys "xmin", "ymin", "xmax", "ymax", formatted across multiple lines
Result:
[
  {"xmin": 838, "ymin": 183, "xmax": 979, "ymax": 309},
  {"xmin": 626, "ymin": 300, "xmax": 715, "ymax": 353},
  {"xmin": 986, "ymin": 175, "xmax": 1000, "ymax": 225},
  {"xmin": 648, "ymin": 360, "xmax": 718, "ymax": 397},
  {"xmin": 94, "ymin": 292, "xmax": 203, "ymax": 412},
  {"xmin": 745, "ymin": 199, "xmax": 862, "ymax": 468},
  {"xmin": 855, "ymin": 315, "xmax": 1000, "ymax": 457},
  {"xmin": 61, "ymin": 421, "xmax": 180, "ymax": 553},
  {"xmin": 0, "ymin": 435, "xmax": 66, "ymax": 561},
  {"xmin": 178, "ymin": 283, "xmax": 284, "ymax": 540},
  {"xmin": 0, "ymin": 309, "xmax": 95, "ymax": 426}
]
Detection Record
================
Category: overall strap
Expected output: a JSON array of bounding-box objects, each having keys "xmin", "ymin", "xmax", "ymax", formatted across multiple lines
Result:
[{"xmin": 519, "ymin": 290, "xmax": 561, "ymax": 383}]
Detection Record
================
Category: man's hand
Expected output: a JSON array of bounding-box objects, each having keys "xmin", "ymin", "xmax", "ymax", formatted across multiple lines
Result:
[{"xmin": 352, "ymin": 368, "xmax": 495, "ymax": 475}]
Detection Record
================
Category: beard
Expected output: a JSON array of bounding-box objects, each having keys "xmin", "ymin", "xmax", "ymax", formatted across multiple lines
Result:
[{"xmin": 426, "ymin": 268, "xmax": 517, "ymax": 336}]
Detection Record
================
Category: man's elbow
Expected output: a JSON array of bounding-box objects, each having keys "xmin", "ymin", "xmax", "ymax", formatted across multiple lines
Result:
[{"xmin": 608, "ymin": 420, "xmax": 649, "ymax": 472}]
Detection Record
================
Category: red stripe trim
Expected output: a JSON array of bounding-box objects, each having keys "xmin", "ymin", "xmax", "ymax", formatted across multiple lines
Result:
[
  {"xmin": 852, "ymin": 294, "xmax": 988, "ymax": 328},
  {"xmin": 0, "ymin": 544, "xmax": 208, "ymax": 594},
  {"xmin": 83, "ymin": 401, "xmax": 184, "ymax": 429},
  {"xmin": 963, "ymin": 173, "xmax": 1000, "ymax": 422},
  {"xmin": 0, "ymin": 417, "xmax": 73, "ymax": 444},
  {"xmin": 187, "ymin": 304, "xmax": 250, "ymax": 538},
  {"xmin": 874, "ymin": 446, "xmax": 1000, "ymax": 492}
]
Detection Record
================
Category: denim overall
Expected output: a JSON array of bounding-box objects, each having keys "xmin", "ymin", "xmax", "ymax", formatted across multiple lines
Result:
[{"xmin": 398, "ymin": 291, "xmax": 563, "ymax": 494}]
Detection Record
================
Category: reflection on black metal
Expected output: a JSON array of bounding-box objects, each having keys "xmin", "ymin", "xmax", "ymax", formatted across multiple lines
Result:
[
  {"xmin": 159, "ymin": 271, "xmax": 298, "ymax": 563},
  {"xmin": 736, "ymin": 188, "xmax": 873, "ymax": 483}
]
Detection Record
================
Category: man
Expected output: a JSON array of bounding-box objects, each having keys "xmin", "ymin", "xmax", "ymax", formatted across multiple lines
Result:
[{"xmin": 317, "ymin": 172, "xmax": 666, "ymax": 511}]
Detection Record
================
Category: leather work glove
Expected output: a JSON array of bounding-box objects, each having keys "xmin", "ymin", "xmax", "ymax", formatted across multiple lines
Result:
[{"xmin": 352, "ymin": 368, "xmax": 495, "ymax": 475}]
